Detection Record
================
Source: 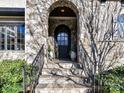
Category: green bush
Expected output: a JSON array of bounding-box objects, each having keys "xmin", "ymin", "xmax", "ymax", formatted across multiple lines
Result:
[
  {"xmin": 100, "ymin": 65, "xmax": 124, "ymax": 93},
  {"xmin": 0, "ymin": 60, "xmax": 30, "ymax": 93}
]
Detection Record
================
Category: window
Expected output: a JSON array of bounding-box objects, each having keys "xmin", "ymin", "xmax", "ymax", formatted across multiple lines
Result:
[
  {"xmin": 57, "ymin": 32, "xmax": 68, "ymax": 46},
  {"xmin": 114, "ymin": 14, "xmax": 124, "ymax": 39},
  {"xmin": 117, "ymin": 15, "xmax": 124, "ymax": 23},
  {"xmin": 0, "ymin": 24, "xmax": 25, "ymax": 51}
]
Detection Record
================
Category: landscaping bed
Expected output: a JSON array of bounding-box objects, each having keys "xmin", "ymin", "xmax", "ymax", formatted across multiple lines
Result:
[
  {"xmin": 96, "ymin": 65, "xmax": 124, "ymax": 93},
  {"xmin": 0, "ymin": 60, "xmax": 30, "ymax": 93}
]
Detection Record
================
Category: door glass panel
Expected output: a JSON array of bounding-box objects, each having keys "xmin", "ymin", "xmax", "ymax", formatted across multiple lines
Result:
[
  {"xmin": 61, "ymin": 33, "xmax": 65, "ymax": 36},
  {"xmin": 57, "ymin": 32, "xmax": 68, "ymax": 46},
  {"xmin": 61, "ymin": 37, "xmax": 65, "ymax": 40},
  {"xmin": 61, "ymin": 40, "xmax": 65, "ymax": 45},
  {"xmin": 57, "ymin": 36, "xmax": 61, "ymax": 41},
  {"xmin": 65, "ymin": 41, "xmax": 68, "ymax": 45}
]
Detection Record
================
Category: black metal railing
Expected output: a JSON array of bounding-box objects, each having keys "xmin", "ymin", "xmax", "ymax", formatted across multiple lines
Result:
[{"xmin": 22, "ymin": 44, "xmax": 45, "ymax": 93}]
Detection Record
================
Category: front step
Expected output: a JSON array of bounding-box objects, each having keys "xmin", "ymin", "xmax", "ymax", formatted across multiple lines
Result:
[
  {"xmin": 43, "ymin": 61, "xmax": 78, "ymax": 69},
  {"xmin": 42, "ymin": 68, "xmax": 72, "ymax": 76},
  {"xmin": 35, "ymin": 60, "xmax": 87, "ymax": 93},
  {"xmin": 42, "ymin": 68, "xmax": 84, "ymax": 76},
  {"xmin": 35, "ymin": 83, "xmax": 90, "ymax": 93},
  {"xmin": 38, "ymin": 75, "xmax": 83, "ymax": 84}
]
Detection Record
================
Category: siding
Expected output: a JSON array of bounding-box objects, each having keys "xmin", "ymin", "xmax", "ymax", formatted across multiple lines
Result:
[{"xmin": 0, "ymin": 0, "xmax": 25, "ymax": 8}]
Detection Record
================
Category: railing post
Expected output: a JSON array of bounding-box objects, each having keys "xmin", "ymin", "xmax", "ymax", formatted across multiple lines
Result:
[{"xmin": 22, "ymin": 65, "xmax": 26, "ymax": 93}]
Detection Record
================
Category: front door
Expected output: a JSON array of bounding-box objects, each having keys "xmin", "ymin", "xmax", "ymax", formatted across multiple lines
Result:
[{"xmin": 55, "ymin": 25, "xmax": 71, "ymax": 59}]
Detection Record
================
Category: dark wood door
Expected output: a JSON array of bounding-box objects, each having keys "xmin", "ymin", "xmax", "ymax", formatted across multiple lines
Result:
[
  {"xmin": 55, "ymin": 25, "xmax": 71, "ymax": 60},
  {"xmin": 57, "ymin": 32, "xmax": 69, "ymax": 59}
]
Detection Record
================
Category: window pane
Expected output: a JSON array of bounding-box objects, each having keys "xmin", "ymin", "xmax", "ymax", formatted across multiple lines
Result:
[
  {"xmin": 118, "ymin": 15, "xmax": 124, "ymax": 23},
  {"xmin": 0, "ymin": 32, "xmax": 5, "ymax": 50},
  {"xmin": 0, "ymin": 26, "xmax": 5, "ymax": 50},
  {"xmin": 0, "ymin": 23, "xmax": 25, "ymax": 51},
  {"xmin": 7, "ymin": 45, "xmax": 10, "ymax": 50},
  {"xmin": 65, "ymin": 37, "xmax": 68, "ymax": 41},
  {"xmin": 58, "ymin": 34, "xmax": 61, "ymax": 37},
  {"xmin": 58, "ymin": 40, "xmax": 61, "ymax": 45},
  {"xmin": 61, "ymin": 37, "xmax": 65, "ymax": 40},
  {"xmin": 20, "ymin": 44, "xmax": 25, "ymax": 50},
  {"xmin": 18, "ymin": 24, "xmax": 25, "ymax": 38},
  {"xmin": 57, "ymin": 32, "xmax": 68, "ymax": 46},
  {"xmin": 65, "ymin": 41, "xmax": 68, "ymax": 45},
  {"xmin": 11, "ymin": 45, "xmax": 15, "ymax": 50},
  {"xmin": 65, "ymin": 33, "xmax": 67, "ymax": 36},
  {"xmin": 57, "ymin": 36, "xmax": 61, "ymax": 41},
  {"xmin": 17, "ymin": 24, "xmax": 25, "ymax": 50},
  {"xmin": 6, "ymin": 25, "xmax": 15, "ymax": 50},
  {"xmin": 18, "ymin": 25, "xmax": 25, "ymax": 33},
  {"xmin": 61, "ymin": 40, "xmax": 65, "ymax": 45},
  {"xmin": 61, "ymin": 33, "xmax": 65, "ymax": 36},
  {"xmin": 17, "ymin": 44, "xmax": 20, "ymax": 50},
  {"xmin": 116, "ymin": 15, "xmax": 124, "ymax": 39}
]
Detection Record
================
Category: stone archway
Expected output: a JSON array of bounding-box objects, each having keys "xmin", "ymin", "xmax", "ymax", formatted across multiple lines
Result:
[
  {"xmin": 48, "ymin": 1, "xmax": 78, "ymax": 61},
  {"xmin": 48, "ymin": 0, "xmax": 78, "ymax": 16}
]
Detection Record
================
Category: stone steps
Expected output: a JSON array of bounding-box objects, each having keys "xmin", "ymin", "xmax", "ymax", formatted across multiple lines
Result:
[
  {"xmin": 42, "ymin": 68, "xmax": 72, "ymax": 76},
  {"xmin": 35, "ymin": 83, "xmax": 90, "ymax": 93},
  {"xmin": 35, "ymin": 60, "xmax": 88, "ymax": 93},
  {"xmin": 42, "ymin": 68, "xmax": 84, "ymax": 76},
  {"xmin": 38, "ymin": 75, "xmax": 83, "ymax": 84},
  {"xmin": 43, "ymin": 60, "xmax": 78, "ymax": 69}
]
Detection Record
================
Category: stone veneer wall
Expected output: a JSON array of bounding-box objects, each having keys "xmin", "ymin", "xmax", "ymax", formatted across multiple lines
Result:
[
  {"xmin": 0, "ymin": 0, "xmax": 123, "ymax": 63},
  {"xmin": 26, "ymin": 0, "xmax": 124, "ymax": 64},
  {"xmin": 26, "ymin": 0, "xmax": 82, "ymax": 63}
]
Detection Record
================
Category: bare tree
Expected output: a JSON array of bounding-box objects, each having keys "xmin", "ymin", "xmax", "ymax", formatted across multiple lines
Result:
[{"xmin": 79, "ymin": 0, "xmax": 123, "ymax": 92}]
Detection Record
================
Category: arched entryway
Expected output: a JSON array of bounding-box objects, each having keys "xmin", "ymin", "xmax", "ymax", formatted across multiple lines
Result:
[{"xmin": 48, "ymin": 1, "xmax": 78, "ymax": 61}]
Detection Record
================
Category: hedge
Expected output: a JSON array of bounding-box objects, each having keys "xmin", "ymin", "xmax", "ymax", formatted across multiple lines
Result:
[
  {"xmin": 97, "ymin": 65, "xmax": 124, "ymax": 93},
  {"xmin": 0, "ymin": 60, "xmax": 30, "ymax": 93}
]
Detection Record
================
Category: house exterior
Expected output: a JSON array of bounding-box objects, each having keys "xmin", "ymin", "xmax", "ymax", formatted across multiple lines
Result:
[
  {"xmin": 25, "ymin": 0, "xmax": 124, "ymax": 65},
  {"xmin": 0, "ymin": 0, "xmax": 124, "ymax": 93},
  {"xmin": 0, "ymin": 0, "xmax": 124, "ymax": 64}
]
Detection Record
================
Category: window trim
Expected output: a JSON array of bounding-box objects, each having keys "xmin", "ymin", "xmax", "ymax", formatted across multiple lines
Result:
[{"xmin": 0, "ymin": 21, "xmax": 25, "ymax": 51}]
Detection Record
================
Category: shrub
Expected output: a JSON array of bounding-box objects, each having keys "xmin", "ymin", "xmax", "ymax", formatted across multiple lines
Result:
[
  {"xmin": 97, "ymin": 65, "xmax": 124, "ymax": 93},
  {"xmin": 0, "ymin": 60, "xmax": 30, "ymax": 93}
]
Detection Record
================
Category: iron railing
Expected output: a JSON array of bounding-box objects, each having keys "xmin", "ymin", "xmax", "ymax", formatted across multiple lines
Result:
[{"xmin": 22, "ymin": 44, "xmax": 45, "ymax": 93}]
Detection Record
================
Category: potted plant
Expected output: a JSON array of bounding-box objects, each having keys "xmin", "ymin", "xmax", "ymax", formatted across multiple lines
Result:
[
  {"xmin": 70, "ymin": 48, "xmax": 76, "ymax": 61},
  {"xmin": 48, "ymin": 44, "xmax": 53, "ymax": 59}
]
